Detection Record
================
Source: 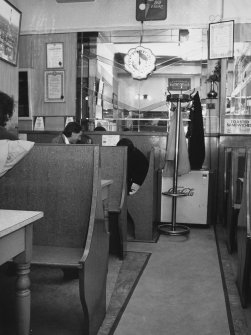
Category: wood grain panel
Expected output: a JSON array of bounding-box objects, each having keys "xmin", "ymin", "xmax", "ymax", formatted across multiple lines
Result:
[
  {"xmin": 19, "ymin": 33, "xmax": 77, "ymax": 117},
  {"xmin": 0, "ymin": 144, "xmax": 94, "ymax": 248}
]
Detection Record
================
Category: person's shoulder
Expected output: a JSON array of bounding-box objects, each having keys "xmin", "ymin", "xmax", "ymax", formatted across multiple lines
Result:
[{"xmin": 51, "ymin": 134, "xmax": 63, "ymax": 143}]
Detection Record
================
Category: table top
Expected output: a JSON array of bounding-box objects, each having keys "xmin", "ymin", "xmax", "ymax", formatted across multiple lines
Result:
[{"xmin": 0, "ymin": 209, "xmax": 44, "ymax": 238}]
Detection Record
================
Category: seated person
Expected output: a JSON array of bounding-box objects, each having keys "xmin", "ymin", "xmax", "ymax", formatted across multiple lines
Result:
[
  {"xmin": 117, "ymin": 138, "xmax": 149, "ymax": 195},
  {"xmin": 94, "ymin": 126, "xmax": 106, "ymax": 131},
  {"xmin": 77, "ymin": 134, "xmax": 93, "ymax": 144},
  {"xmin": 51, "ymin": 122, "xmax": 82, "ymax": 144},
  {"xmin": 117, "ymin": 138, "xmax": 149, "ymax": 239},
  {"xmin": 0, "ymin": 90, "xmax": 18, "ymax": 140}
]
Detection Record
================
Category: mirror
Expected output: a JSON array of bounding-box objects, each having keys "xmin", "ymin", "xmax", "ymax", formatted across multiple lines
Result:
[{"xmin": 77, "ymin": 28, "xmax": 208, "ymax": 132}]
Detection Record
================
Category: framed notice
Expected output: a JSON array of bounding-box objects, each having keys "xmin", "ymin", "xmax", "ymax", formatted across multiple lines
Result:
[
  {"xmin": 209, "ymin": 20, "xmax": 234, "ymax": 60},
  {"xmin": 44, "ymin": 70, "xmax": 65, "ymax": 102},
  {"xmin": 46, "ymin": 43, "xmax": 64, "ymax": 68},
  {"xmin": 0, "ymin": 0, "xmax": 22, "ymax": 66}
]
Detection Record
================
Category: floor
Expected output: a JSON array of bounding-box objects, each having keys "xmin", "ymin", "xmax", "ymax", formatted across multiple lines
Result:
[
  {"xmin": 112, "ymin": 226, "xmax": 251, "ymax": 335},
  {"xmin": 1, "ymin": 224, "xmax": 251, "ymax": 335}
]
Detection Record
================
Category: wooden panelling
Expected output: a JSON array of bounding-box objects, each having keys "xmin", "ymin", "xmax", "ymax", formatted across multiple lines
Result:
[
  {"xmin": 19, "ymin": 33, "xmax": 77, "ymax": 118},
  {"xmin": 19, "ymin": 35, "xmax": 34, "ymax": 68}
]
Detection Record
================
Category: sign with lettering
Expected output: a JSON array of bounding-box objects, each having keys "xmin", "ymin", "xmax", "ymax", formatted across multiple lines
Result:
[
  {"xmin": 168, "ymin": 78, "xmax": 191, "ymax": 91},
  {"xmin": 209, "ymin": 20, "xmax": 234, "ymax": 60},
  {"xmin": 136, "ymin": 0, "xmax": 167, "ymax": 21},
  {"xmin": 224, "ymin": 118, "xmax": 251, "ymax": 134}
]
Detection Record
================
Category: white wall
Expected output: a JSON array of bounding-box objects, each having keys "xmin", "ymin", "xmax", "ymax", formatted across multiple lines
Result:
[{"xmin": 15, "ymin": 0, "xmax": 227, "ymax": 35}]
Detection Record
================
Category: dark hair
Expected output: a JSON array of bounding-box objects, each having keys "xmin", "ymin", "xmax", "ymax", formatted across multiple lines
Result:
[
  {"xmin": 94, "ymin": 126, "xmax": 106, "ymax": 131},
  {"xmin": 0, "ymin": 91, "xmax": 14, "ymax": 127},
  {"xmin": 117, "ymin": 138, "xmax": 135, "ymax": 153},
  {"xmin": 77, "ymin": 134, "xmax": 93, "ymax": 144},
  {"xmin": 63, "ymin": 122, "xmax": 82, "ymax": 138}
]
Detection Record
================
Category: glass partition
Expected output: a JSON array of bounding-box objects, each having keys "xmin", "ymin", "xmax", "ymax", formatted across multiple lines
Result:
[{"xmin": 77, "ymin": 28, "xmax": 209, "ymax": 132}]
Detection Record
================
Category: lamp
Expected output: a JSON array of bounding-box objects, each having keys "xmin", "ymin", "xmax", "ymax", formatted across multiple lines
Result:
[{"xmin": 207, "ymin": 81, "xmax": 218, "ymax": 99}]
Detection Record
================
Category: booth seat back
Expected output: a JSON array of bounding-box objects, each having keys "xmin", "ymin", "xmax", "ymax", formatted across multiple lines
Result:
[
  {"xmin": 236, "ymin": 148, "xmax": 251, "ymax": 308},
  {"xmin": 0, "ymin": 144, "xmax": 98, "ymax": 248},
  {"xmin": 0, "ymin": 143, "xmax": 109, "ymax": 335}
]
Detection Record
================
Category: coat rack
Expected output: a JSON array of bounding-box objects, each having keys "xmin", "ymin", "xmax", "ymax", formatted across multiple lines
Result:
[{"xmin": 158, "ymin": 90, "xmax": 193, "ymax": 236}]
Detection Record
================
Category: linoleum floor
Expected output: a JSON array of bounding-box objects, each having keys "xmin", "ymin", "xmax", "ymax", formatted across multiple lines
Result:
[{"xmin": 114, "ymin": 226, "xmax": 250, "ymax": 335}]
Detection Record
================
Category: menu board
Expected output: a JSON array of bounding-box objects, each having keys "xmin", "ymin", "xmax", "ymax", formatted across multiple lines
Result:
[{"xmin": 224, "ymin": 118, "xmax": 251, "ymax": 134}]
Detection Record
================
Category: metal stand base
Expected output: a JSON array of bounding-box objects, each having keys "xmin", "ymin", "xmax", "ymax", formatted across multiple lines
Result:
[{"xmin": 158, "ymin": 223, "xmax": 190, "ymax": 236}]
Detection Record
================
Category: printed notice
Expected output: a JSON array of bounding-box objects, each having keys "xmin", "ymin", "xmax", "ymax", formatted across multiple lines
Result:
[
  {"xmin": 102, "ymin": 135, "xmax": 120, "ymax": 146},
  {"xmin": 225, "ymin": 118, "xmax": 251, "ymax": 134},
  {"xmin": 44, "ymin": 71, "xmax": 65, "ymax": 102},
  {"xmin": 46, "ymin": 43, "xmax": 64, "ymax": 68},
  {"xmin": 209, "ymin": 20, "xmax": 234, "ymax": 59}
]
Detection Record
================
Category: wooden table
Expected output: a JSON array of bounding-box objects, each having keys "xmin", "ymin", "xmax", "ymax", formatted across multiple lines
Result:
[{"xmin": 0, "ymin": 209, "xmax": 43, "ymax": 335}]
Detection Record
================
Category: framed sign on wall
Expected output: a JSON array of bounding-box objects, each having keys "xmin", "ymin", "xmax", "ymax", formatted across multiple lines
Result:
[
  {"xmin": 44, "ymin": 70, "xmax": 65, "ymax": 102},
  {"xmin": 46, "ymin": 43, "xmax": 64, "ymax": 68},
  {"xmin": 209, "ymin": 20, "xmax": 234, "ymax": 60},
  {"xmin": 0, "ymin": 0, "xmax": 22, "ymax": 66}
]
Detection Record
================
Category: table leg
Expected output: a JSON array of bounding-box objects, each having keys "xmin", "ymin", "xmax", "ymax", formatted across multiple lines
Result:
[{"xmin": 16, "ymin": 263, "xmax": 31, "ymax": 335}]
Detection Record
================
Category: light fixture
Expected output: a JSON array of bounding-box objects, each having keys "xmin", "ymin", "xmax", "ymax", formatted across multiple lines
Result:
[
  {"xmin": 207, "ymin": 81, "xmax": 218, "ymax": 99},
  {"xmin": 135, "ymin": 94, "xmax": 151, "ymax": 100}
]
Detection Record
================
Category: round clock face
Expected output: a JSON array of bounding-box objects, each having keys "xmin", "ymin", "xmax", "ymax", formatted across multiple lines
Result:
[{"xmin": 124, "ymin": 46, "xmax": 156, "ymax": 80}]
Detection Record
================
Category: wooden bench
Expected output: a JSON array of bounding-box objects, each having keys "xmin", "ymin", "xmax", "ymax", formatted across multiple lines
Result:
[
  {"xmin": 0, "ymin": 144, "xmax": 109, "ymax": 335},
  {"xmin": 23, "ymin": 132, "xmax": 163, "ymax": 241},
  {"xmin": 127, "ymin": 148, "xmax": 159, "ymax": 241},
  {"xmin": 100, "ymin": 146, "xmax": 127, "ymax": 259},
  {"xmin": 225, "ymin": 147, "xmax": 246, "ymax": 253},
  {"xmin": 236, "ymin": 148, "xmax": 251, "ymax": 308}
]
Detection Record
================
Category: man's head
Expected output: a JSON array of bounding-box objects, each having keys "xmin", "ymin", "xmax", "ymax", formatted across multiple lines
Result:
[
  {"xmin": 0, "ymin": 91, "xmax": 14, "ymax": 127},
  {"xmin": 63, "ymin": 122, "xmax": 82, "ymax": 144}
]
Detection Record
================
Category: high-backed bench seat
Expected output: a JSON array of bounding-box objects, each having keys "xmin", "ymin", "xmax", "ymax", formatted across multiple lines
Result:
[
  {"xmin": 0, "ymin": 144, "xmax": 109, "ymax": 335},
  {"xmin": 100, "ymin": 146, "xmax": 127, "ymax": 259},
  {"xmin": 127, "ymin": 147, "xmax": 159, "ymax": 241},
  {"xmin": 22, "ymin": 131, "xmax": 164, "ymax": 241},
  {"xmin": 236, "ymin": 148, "xmax": 251, "ymax": 308},
  {"xmin": 224, "ymin": 147, "xmax": 246, "ymax": 253}
]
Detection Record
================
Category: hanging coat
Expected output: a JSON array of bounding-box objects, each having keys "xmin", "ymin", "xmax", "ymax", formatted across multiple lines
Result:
[
  {"xmin": 163, "ymin": 109, "xmax": 191, "ymax": 177},
  {"xmin": 186, "ymin": 91, "xmax": 205, "ymax": 170}
]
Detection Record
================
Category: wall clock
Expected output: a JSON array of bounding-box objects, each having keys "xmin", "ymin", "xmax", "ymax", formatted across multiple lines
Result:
[{"xmin": 124, "ymin": 46, "xmax": 156, "ymax": 80}]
